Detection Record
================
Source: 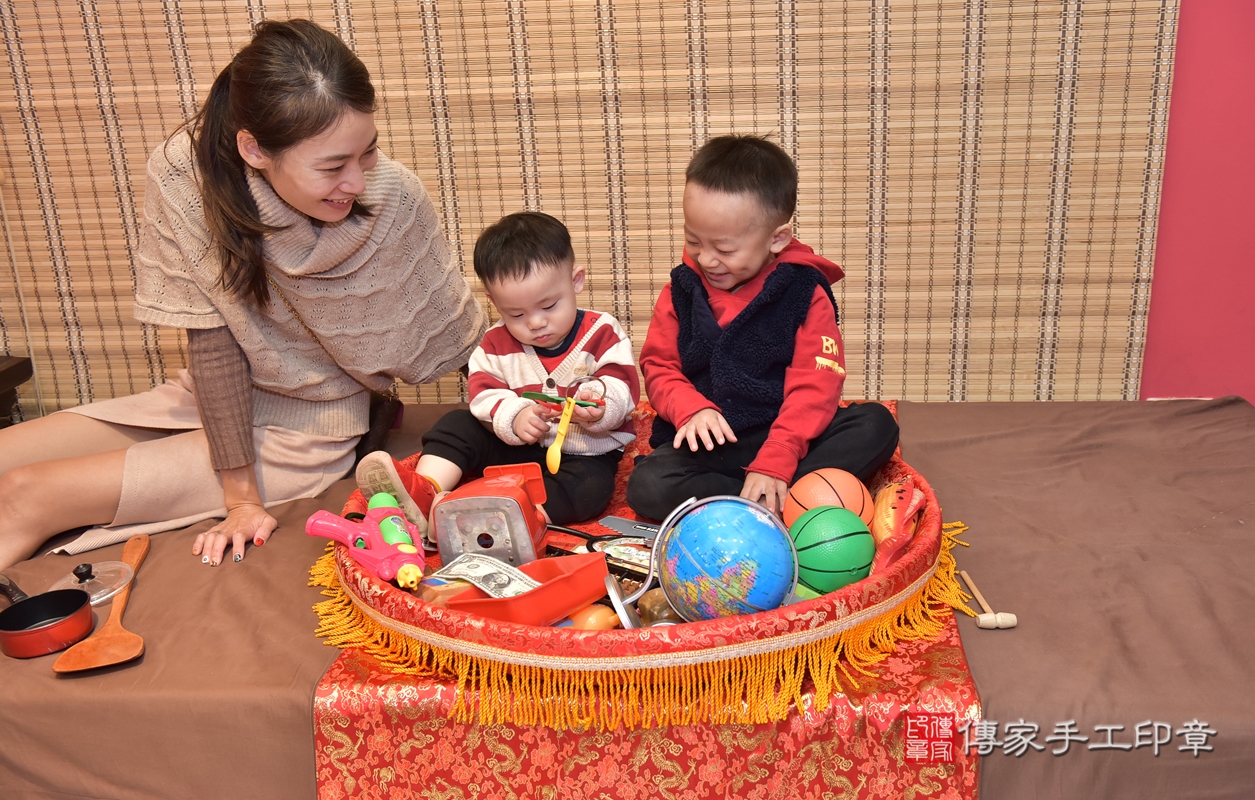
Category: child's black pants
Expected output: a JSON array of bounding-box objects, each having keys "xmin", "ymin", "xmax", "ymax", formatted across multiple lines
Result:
[
  {"xmin": 625, "ymin": 401, "xmax": 900, "ymax": 521},
  {"xmin": 421, "ymin": 409, "xmax": 623, "ymax": 524}
]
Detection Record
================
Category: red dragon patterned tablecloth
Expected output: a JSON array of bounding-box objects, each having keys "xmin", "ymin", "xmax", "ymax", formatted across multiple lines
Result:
[
  {"xmin": 312, "ymin": 402, "xmax": 982, "ymax": 799},
  {"xmin": 315, "ymin": 622, "xmax": 978, "ymax": 799}
]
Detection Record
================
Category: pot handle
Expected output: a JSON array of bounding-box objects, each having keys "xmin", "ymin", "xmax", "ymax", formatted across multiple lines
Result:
[{"xmin": 0, "ymin": 574, "xmax": 30, "ymax": 605}]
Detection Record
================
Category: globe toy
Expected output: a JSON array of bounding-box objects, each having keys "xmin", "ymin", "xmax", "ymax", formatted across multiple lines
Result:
[
  {"xmin": 782, "ymin": 468, "xmax": 874, "ymax": 527},
  {"xmin": 655, "ymin": 497, "xmax": 798, "ymax": 622},
  {"xmin": 789, "ymin": 507, "xmax": 875, "ymax": 594}
]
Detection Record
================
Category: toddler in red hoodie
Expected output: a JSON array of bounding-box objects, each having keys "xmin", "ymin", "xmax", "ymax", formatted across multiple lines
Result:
[{"xmin": 626, "ymin": 135, "xmax": 900, "ymax": 520}]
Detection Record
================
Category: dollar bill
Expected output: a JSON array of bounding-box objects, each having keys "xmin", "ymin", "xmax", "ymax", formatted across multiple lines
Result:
[{"xmin": 434, "ymin": 553, "xmax": 541, "ymax": 599}]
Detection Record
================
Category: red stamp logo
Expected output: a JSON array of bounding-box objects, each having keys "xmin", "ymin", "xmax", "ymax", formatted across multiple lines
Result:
[{"xmin": 904, "ymin": 712, "xmax": 958, "ymax": 763}]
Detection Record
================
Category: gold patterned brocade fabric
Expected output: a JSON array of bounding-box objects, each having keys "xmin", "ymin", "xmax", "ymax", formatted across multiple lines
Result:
[{"xmin": 314, "ymin": 622, "xmax": 980, "ymax": 800}]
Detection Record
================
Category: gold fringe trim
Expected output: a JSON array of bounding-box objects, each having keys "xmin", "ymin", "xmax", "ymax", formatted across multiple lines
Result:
[{"xmin": 309, "ymin": 522, "xmax": 974, "ymax": 731}]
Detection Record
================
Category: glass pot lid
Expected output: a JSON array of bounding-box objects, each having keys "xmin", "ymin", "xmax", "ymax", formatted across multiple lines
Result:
[{"xmin": 47, "ymin": 561, "xmax": 134, "ymax": 606}]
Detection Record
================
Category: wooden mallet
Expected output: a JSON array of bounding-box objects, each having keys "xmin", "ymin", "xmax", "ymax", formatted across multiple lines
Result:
[{"xmin": 959, "ymin": 569, "xmax": 1017, "ymax": 630}]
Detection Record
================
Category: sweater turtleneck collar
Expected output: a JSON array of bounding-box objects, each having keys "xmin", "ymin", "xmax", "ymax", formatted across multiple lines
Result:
[{"xmin": 246, "ymin": 153, "xmax": 402, "ymax": 279}]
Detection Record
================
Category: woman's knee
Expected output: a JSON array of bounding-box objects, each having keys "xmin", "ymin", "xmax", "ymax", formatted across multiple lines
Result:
[
  {"xmin": 0, "ymin": 451, "xmax": 126, "ymax": 533},
  {"xmin": 0, "ymin": 466, "xmax": 39, "ymax": 524},
  {"xmin": 0, "ymin": 431, "xmax": 126, "ymax": 568},
  {"xmin": 0, "ymin": 468, "xmax": 50, "ymax": 566},
  {"xmin": 0, "ymin": 463, "xmax": 82, "ymax": 535}
]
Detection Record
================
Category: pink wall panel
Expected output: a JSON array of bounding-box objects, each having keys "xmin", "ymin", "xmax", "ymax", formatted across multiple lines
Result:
[{"xmin": 1141, "ymin": 0, "xmax": 1255, "ymax": 400}]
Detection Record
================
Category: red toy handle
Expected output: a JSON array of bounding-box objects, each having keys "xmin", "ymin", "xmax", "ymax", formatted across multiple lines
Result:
[{"xmin": 483, "ymin": 462, "xmax": 548, "ymax": 506}]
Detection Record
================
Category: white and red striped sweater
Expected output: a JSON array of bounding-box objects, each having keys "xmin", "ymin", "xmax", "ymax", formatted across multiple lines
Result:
[{"xmin": 468, "ymin": 310, "xmax": 640, "ymax": 454}]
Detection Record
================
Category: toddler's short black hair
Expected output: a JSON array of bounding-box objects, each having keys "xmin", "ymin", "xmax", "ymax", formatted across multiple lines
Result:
[
  {"xmin": 686, "ymin": 134, "xmax": 798, "ymax": 226},
  {"xmin": 473, "ymin": 211, "xmax": 574, "ymax": 285}
]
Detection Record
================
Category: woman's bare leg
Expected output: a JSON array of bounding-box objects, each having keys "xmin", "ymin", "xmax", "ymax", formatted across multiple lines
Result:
[
  {"xmin": 0, "ymin": 412, "xmax": 167, "ymax": 474},
  {"xmin": 0, "ymin": 414, "xmax": 167, "ymax": 569},
  {"xmin": 0, "ymin": 449, "xmax": 131, "ymax": 570}
]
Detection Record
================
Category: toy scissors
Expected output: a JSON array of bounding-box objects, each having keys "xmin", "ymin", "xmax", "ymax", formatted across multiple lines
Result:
[
  {"xmin": 521, "ymin": 392, "xmax": 605, "ymax": 411},
  {"xmin": 543, "ymin": 376, "xmax": 607, "ymax": 475}
]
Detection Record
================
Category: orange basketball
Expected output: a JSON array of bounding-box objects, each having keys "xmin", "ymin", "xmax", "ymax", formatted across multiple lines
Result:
[{"xmin": 783, "ymin": 468, "xmax": 874, "ymax": 527}]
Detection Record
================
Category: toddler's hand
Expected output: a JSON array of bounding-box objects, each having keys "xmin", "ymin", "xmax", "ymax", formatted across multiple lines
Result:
[
  {"xmin": 514, "ymin": 403, "xmax": 555, "ymax": 444},
  {"xmin": 674, "ymin": 408, "xmax": 738, "ymax": 452},
  {"xmin": 741, "ymin": 471, "xmax": 789, "ymax": 517},
  {"xmin": 572, "ymin": 389, "xmax": 606, "ymax": 425}
]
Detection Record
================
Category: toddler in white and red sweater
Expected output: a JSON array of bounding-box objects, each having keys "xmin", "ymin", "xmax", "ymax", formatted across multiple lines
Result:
[{"xmin": 358, "ymin": 211, "xmax": 639, "ymax": 527}]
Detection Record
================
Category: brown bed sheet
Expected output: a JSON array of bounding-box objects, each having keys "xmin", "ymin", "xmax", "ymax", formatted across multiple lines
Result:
[
  {"xmin": 899, "ymin": 397, "xmax": 1255, "ymax": 799},
  {"xmin": 0, "ymin": 405, "xmax": 461, "ymax": 800},
  {"xmin": 2, "ymin": 399, "xmax": 1252, "ymax": 799}
]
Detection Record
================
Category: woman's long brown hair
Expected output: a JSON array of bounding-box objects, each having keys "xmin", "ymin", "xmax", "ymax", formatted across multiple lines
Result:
[{"xmin": 184, "ymin": 19, "xmax": 375, "ymax": 306}]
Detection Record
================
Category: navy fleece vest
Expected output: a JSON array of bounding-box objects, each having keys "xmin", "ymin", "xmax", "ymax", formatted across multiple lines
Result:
[{"xmin": 650, "ymin": 262, "xmax": 839, "ymax": 448}]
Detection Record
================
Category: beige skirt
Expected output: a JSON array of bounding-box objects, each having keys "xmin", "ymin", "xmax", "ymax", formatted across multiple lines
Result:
[{"xmin": 57, "ymin": 371, "xmax": 357, "ymax": 554}]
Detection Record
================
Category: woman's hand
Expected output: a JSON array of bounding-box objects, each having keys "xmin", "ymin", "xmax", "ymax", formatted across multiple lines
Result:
[
  {"xmin": 193, "ymin": 502, "xmax": 278, "ymax": 566},
  {"xmin": 673, "ymin": 408, "xmax": 738, "ymax": 452},
  {"xmin": 513, "ymin": 404, "xmax": 556, "ymax": 444},
  {"xmin": 741, "ymin": 471, "xmax": 789, "ymax": 517},
  {"xmin": 192, "ymin": 464, "xmax": 278, "ymax": 566}
]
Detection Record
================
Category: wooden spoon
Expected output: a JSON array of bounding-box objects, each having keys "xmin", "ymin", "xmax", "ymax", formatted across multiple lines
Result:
[{"xmin": 53, "ymin": 535, "xmax": 149, "ymax": 673}]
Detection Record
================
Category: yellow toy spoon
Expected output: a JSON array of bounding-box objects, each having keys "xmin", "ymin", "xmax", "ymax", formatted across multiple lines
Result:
[{"xmin": 546, "ymin": 395, "xmax": 578, "ymax": 474}]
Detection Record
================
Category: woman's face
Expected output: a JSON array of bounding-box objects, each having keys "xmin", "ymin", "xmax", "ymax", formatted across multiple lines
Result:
[{"xmin": 237, "ymin": 110, "xmax": 379, "ymax": 223}]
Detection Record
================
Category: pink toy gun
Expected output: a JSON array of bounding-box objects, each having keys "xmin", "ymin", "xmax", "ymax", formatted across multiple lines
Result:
[{"xmin": 305, "ymin": 492, "xmax": 426, "ymax": 589}]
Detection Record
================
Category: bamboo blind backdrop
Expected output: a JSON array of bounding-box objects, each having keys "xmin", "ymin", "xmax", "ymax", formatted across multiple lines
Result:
[{"xmin": 0, "ymin": 0, "xmax": 1177, "ymax": 420}]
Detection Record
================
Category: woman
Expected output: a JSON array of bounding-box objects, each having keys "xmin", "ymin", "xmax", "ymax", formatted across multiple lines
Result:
[{"xmin": 0, "ymin": 20, "xmax": 485, "ymax": 570}]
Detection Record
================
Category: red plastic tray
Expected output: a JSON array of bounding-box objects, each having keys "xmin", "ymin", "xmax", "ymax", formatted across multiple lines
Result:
[{"xmin": 444, "ymin": 552, "xmax": 610, "ymax": 627}]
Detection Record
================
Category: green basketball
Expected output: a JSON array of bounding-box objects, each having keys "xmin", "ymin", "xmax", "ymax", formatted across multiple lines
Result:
[{"xmin": 789, "ymin": 506, "xmax": 875, "ymax": 594}]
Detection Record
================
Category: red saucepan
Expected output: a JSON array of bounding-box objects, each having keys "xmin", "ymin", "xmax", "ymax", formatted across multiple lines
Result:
[{"xmin": 0, "ymin": 574, "xmax": 94, "ymax": 659}]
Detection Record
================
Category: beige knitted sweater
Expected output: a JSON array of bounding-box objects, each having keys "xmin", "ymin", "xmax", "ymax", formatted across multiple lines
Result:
[{"xmin": 134, "ymin": 134, "xmax": 487, "ymax": 438}]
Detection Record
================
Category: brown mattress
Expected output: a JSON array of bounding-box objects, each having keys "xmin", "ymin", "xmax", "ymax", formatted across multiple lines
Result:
[
  {"xmin": 899, "ymin": 397, "xmax": 1255, "ymax": 799},
  {"xmin": 1, "ymin": 399, "xmax": 1251, "ymax": 799}
]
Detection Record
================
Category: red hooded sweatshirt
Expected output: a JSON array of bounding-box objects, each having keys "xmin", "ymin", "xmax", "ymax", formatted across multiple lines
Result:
[{"xmin": 639, "ymin": 239, "xmax": 846, "ymax": 483}]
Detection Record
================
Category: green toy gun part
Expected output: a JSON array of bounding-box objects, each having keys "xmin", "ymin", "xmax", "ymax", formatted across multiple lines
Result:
[{"xmin": 366, "ymin": 492, "xmax": 414, "ymax": 547}]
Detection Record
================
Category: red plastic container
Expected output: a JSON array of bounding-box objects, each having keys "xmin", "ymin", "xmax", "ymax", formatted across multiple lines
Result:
[{"xmin": 445, "ymin": 552, "xmax": 610, "ymax": 627}]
